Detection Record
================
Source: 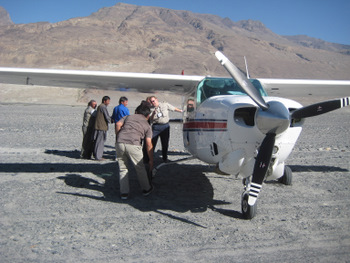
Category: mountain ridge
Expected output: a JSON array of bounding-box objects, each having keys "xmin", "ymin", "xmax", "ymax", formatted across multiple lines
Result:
[{"xmin": 0, "ymin": 3, "xmax": 349, "ymax": 79}]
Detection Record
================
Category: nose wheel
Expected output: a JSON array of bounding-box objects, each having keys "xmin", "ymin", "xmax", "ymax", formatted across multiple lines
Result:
[
  {"xmin": 241, "ymin": 192, "xmax": 257, "ymax": 219},
  {"xmin": 241, "ymin": 177, "xmax": 258, "ymax": 219}
]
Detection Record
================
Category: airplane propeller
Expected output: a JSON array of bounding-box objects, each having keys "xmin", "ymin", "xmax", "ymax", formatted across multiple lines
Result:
[
  {"xmin": 291, "ymin": 97, "xmax": 350, "ymax": 119},
  {"xmin": 215, "ymin": 51, "xmax": 269, "ymax": 111},
  {"xmin": 215, "ymin": 51, "xmax": 285, "ymax": 215},
  {"xmin": 248, "ymin": 133, "xmax": 275, "ymax": 205},
  {"xmin": 215, "ymin": 50, "xmax": 350, "ymax": 218}
]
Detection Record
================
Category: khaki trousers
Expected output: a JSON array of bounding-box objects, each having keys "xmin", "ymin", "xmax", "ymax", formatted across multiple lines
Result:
[{"xmin": 116, "ymin": 142, "xmax": 151, "ymax": 195}]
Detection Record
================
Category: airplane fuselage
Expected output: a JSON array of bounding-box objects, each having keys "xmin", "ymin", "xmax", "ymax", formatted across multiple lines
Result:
[{"xmin": 182, "ymin": 77, "xmax": 304, "ymax": 180}]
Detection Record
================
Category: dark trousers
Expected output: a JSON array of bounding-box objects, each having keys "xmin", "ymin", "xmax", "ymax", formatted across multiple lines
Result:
[
  {"xmin": 81, "ymin": 127, "xmax": 95, "ymax": 159},
  {"xmin": 143, "ymin": 123, "xmax": 170, "ymax": 163},
  {"xmin": 93, "ymin": 130, "xmax": 107, "ymax": 160}
]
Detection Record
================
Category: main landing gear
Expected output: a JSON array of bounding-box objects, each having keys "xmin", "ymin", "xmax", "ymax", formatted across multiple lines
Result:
[{"xmin": 278, "ymin": 165, "xmax": 292, "ymax": 185}]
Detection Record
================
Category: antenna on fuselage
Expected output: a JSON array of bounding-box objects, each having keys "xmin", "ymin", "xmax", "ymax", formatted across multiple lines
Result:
[{"xmin": 244, "ymin": 56, "xmax": 250, "ymax": 79}]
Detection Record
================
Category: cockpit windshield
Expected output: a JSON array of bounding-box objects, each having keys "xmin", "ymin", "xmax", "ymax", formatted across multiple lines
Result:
[{"xmin": 196, "ymin": 77, "xmax": 267, "ymax": 105}]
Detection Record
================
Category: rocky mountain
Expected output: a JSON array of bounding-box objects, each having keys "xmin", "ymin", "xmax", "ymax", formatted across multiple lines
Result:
[
  {"xmin": 0, "ymin": 3, "xmax": 349, "ymax": 79},
  {"xmin": 0, "ymin": 6, "xmax": 13, "ymax": 26},
  {"xmin": 284, "ymin": 35, "xmax": 350, "ymax": 55}
]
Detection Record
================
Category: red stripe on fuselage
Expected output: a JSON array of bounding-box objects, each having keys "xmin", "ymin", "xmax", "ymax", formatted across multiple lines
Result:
[{"xmin": 183, "ymin": 120, "xmax": 227, "ymax": 129}]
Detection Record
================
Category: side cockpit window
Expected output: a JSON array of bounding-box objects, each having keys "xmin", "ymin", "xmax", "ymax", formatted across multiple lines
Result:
[{"xmin": 196, "ymin": 80, "xmax": 208, "ymax": 105}]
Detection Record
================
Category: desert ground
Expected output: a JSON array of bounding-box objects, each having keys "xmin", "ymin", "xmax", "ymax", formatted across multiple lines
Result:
[{"xmin": 0, "ymin": 84, "xmax": 349, "ymax": 262}]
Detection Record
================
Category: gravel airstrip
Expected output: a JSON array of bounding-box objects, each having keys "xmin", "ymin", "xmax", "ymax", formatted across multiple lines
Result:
[{"xmin": 0, "ymin": 85, "xmax": 349, "ymax": 262}]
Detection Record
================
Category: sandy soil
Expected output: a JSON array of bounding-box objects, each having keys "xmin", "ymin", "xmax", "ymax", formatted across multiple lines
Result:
[{"xmin": 0, "ymin": 87, "xmax": 349, "ymax": 262}]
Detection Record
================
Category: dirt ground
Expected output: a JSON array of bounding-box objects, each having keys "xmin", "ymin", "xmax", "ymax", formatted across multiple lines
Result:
[{"xmin": 0, "ymin": 86, "xmax": 349, "ymax": 262}]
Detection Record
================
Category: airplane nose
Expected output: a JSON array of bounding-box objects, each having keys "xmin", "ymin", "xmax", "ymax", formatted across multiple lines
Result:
[{"xmin": 256, "ymin": 101, "xmax": 290, "ymax": 135}]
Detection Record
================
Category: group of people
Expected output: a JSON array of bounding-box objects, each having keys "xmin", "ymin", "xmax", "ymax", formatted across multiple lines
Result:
[{"xmin": 80, "ymin": 95, "xmax": 182, "ymax": 200}]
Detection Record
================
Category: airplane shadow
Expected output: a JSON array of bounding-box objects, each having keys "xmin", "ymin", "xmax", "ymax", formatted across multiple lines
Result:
[
  {"xmin": 289, "ymin": 164, "xmax": 348, "ymax": 172},
  {"xmin": 265, "ymin": 164, "xmax": 348, "ymax": 185},
  {"xmin": 0, "ymin": 158, "xmax": 242, "ymax": 225},
  {"xmin": 44, "ymin": 147, "xmax": 190, "ymax": 162},
  {"xmin": 43, "ymin": 148, "xmax": 349, "ymax": 174},
  {"xmin": 56, "ymin": 162, "xmax": 239, "ymax": 226},
  {"xmin": 44, "ymin": 148, "xmax": 116, "ymax": 160},
  {"xmin": 45, "ymin": 149, "xmax": 82, "ymax": 159},
  {"xmin": 5, "ymin": 149, "xmax": 346, "ymax": 225}
]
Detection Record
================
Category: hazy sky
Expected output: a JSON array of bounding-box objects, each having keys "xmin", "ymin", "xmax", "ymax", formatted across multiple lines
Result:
[{"xmin": 1, "ymin": 0, "xmax": 349, "ymax": 45}]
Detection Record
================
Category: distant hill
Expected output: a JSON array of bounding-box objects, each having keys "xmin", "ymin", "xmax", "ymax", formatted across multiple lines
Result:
[
  {"xmin": 0, "ymin": 3, "xmax": 349, "ymax": 79},
  {"xmin": 284, "ymin": 35, "xmax": 350, "ymax": 55},
  {"xmin": 0, "ymin": 6, "xmax": 13, "ymax": 26}
]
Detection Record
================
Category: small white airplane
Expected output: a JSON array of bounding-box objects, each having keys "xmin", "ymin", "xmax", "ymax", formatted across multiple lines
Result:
[{"xmin": 0, "ymin": 51, "xmax": 349, "ymax": 219}]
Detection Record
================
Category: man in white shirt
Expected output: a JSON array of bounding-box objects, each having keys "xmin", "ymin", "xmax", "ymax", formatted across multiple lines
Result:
[{"xmin": 145, "ymin": 96, "xmax": 182, "ymax": 163}]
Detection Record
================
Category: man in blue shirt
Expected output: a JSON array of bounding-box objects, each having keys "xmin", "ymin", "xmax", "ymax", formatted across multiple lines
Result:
[
  {"xmin": 112, "ymin": 96, "xmax": 130, "ymax": 123},
  {"xmin": 112, "ymin": 96, "xmax": 130, "ymax": 160}
]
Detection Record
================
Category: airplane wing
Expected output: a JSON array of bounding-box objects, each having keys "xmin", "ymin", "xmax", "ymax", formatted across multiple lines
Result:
[
  {"xmin": 257, "ymin": 78, "xmax": 350, "ymax": 100},
  {"xmin": 0, "ymin": 67, "xmax": 205, "ymax": 94},
  {"xmin": 257, "ymin": 78, "xmax": 350, "ymax": 89},
  {"xmin": 1, "ymin": 67, "xmax": 349, "ymax": 96}
]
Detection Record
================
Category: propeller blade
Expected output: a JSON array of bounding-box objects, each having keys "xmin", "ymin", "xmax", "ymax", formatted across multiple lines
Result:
[
  {"xmin": 215, "ymin": 51, "xmax": 269, "ymax": 110},
  {"xmin": 291, "ymin": 97, "xmax": 350, "ymax": 119},
  {"xmin": 248, "ymin": 133, "xmax": 276, "ymax": 206}
]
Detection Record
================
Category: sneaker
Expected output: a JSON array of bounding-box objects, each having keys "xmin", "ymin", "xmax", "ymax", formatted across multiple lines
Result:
[
  {"xmin": 142, "ymin": 185, "xmax": 154, "ymax": 196},
  {"xmin": 120, "ymin": 193, "xmax": 129, "ymax": 200}
]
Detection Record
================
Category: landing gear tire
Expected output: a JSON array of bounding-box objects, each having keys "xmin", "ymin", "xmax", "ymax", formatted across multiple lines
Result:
[
  {"xmin": 241, "ymin": 192, "xmax": 257, "ymax": 219},
  {"xmin": 278, "ymin": 165, "xmax": 292, "ymax": 185}
]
